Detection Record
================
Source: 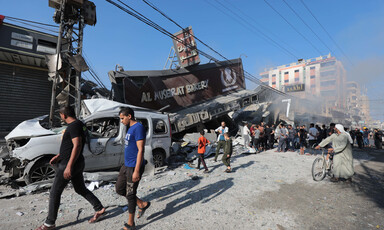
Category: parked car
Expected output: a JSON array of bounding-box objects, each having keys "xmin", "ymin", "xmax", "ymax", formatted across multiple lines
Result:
[{"xmin": 2, "ymin": 99, "xmax": 172, "ymax": 184}]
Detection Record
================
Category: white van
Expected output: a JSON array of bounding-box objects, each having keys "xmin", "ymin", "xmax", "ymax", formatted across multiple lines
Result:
[{"xmin": 2, "ymin": 99, "xmax": 171, "ymax": 184}]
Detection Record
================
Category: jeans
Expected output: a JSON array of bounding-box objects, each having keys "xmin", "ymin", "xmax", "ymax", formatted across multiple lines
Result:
[
  {"xmin": 363, "ymin": 137, "xmax": 369, "ymax": 146},
  {"xmin": 277, "ymin": 138, "xmax": 286, "ymax": 152},
  {"xmin": 115, "ymin": 165, "xmax": 145, "ymax": 214},
  {"xmin": 287, "ymin": 137, "xmax": 294, "ymax": 150},
  {"xmin": 46, "ymin": 160, "xmax": 103, "ymax": 225}
]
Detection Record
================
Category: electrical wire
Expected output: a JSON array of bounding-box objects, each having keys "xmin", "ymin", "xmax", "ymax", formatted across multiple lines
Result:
[
  {"xmin": 136, "ymin": 0, "xmax": 290, "ymax": 96},
  {"xmin": 3, "ymin": 15, "xmax": 60, "ymax": 28},
  {"xmin": 4, "ymin": 18, "xmax": 59, "ymax": 34},
  {"xmin": 263, "ymin": 0, "xmax": 323, "ymax": 56},
  {"xmin": 220, "ymin": 0, "xmax": 303, "ymax": 58},
  {"xmin": 299, "ymin": 0, "xmax": 354, "ymax": 66},
  {"xmin": 206, "ymin": 0, "xmax": 299, "ymax": 60},
  {"xmin": 281, "ymin": 0, "xmax": 336, "ymax": 56}
]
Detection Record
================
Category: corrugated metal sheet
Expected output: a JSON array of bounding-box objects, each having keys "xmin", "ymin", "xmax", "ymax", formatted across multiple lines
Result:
[{"xmin": 0, "ymin": 63, "xmax": 51, "ymax": 132}]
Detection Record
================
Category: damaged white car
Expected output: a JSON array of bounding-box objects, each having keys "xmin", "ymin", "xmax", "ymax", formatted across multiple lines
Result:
[{"xmin": 2, "ymin": 99, "xmax": 171, "ymax": 184}]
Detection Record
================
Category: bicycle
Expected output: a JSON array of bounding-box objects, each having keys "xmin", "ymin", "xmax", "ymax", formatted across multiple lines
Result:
[{"xmin": 311, "ymin": 147, "xmax": 334, "ymax": 181}]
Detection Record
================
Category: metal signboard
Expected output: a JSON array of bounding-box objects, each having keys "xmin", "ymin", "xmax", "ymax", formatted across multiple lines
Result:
[
  {"xmin": 172, "ymin": 26, "xmax": 200, "ymax": 68},
  {"xmin": 122, "ymin": 59, "xmax": 245, "ymax": 112},
  {"xmin": 285, "ymin": 83, "xmax": 305, "ymax": 93}
]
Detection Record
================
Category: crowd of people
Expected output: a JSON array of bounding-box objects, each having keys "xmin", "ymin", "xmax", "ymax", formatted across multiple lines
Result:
[{"xmin": 241, "ymin": 122, "xmax": 383, "ymax": 153}]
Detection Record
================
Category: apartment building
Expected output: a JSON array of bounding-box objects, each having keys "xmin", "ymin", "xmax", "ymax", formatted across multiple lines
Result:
[{"xmin": 260, "ymin": 54, "xmax": 347, "ymax": 115}]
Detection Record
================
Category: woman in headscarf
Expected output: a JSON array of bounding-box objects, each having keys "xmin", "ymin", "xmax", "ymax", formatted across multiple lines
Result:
[{"xmin": 315, "ymin": 124, "xmax": 354, "ymax": 182}]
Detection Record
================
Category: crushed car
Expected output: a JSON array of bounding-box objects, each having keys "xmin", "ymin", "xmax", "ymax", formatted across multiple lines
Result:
[{"xmin": 2, "ymin": 99, "xmax": 171, "ymax": 184}]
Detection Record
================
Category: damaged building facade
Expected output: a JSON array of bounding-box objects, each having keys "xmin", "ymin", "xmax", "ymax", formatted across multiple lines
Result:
[
  {"xmin": 0, "ymin": 21, "xmax": 58, "ymax": 133},
  {"xmin": 108, "ymin": 58, "xmax": 274, "ymax": 137},
  {"xmin": 259, "ymin": 54, "xmax": 364, "ymax": 126}
]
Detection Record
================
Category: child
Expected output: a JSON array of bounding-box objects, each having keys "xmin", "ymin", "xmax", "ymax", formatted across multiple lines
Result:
[
  {"xmin": 197, "ymin": 130, "xmax": 210, "ymax": 173},
  {"xmin": 222, "ymin": 133, "xmax": 233, "ymax": 173}
]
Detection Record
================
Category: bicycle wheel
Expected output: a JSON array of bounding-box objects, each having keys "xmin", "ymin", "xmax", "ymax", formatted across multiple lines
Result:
[
  {"xmin": 327, "ymin": 161, "xmax": 334, "ymax": 178},
  {"xmin": 312, "ymin": 157, "xmax": 326, "ymax": 181}
]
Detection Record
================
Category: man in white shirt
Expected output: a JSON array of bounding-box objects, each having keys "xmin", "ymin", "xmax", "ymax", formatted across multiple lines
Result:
[
  {"xmin": 308, "ymin": 123, "xmax": 319, "ymax": 153},
  {"xmin": 242, "ymin": 122, "xmax": 251, "ymax": 148},
  {"xmin": 214, "ymin": 121, "xmax": 229, "ymax": 162}
]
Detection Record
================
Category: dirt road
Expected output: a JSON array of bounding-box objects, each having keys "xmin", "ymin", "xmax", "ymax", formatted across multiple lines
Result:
[{"xmin": 0, "ymin": 147, "xmax": 383, "ymax": 230}]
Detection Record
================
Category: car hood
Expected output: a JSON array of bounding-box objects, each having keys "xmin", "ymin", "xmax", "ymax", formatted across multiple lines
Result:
[
  {"xmin": 81, "ymin": 98, "xmax": 149, "ymax": 115},
  {"xmin": 5, "ymin": 115, "xmax": 56, "ymax": 141}
]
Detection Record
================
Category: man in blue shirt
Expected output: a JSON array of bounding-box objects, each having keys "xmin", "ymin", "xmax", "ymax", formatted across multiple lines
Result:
[{"xmin": 116, "ymin": 107, "xmax": 150, "ymax": 230}]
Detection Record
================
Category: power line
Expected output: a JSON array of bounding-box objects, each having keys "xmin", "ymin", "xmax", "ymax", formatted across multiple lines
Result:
[
  {"xmin": 298, "ymin": 0, "xmax": 354, "ymax": 66},
  {"xmin": 3, "ymin": 15, "xmax": 60, "ymax": 28},
  {"xmin": 263, "ymin": 0, "xmax": 323, "ymax": 56},
  {"xmin": 137, "ymin": 0, "xmax": 290, "ymax": 97},
  {"xmin": 4, "ymin": 18, "xmax": 59, "ymax": 34},
  {"xmin": 206, "ymin": 0, "xmax": 299, "ymax": 60},
  {"xmin": 221, "ymin": 0, "xmax": 303, "ymax": 58},
  {"xmin": 281, "ymin": 0, "xmax": 336, "ymax": 55}
]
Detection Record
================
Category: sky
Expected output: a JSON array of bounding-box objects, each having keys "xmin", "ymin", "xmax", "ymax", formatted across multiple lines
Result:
[{"xmin": 1, "ymin": 0, "xmax": 384, "ymax": 121}]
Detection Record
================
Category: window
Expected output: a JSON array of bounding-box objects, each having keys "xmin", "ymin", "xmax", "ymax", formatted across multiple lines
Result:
[
  {"xmin": 153, "ymin": 119, "xmax": 167, "ymax": 134},
  {"xmin": 261, "ymin": 74, "xmax": 268, "ymax": 79},
  {"xmin": 85, "ymin": 117, "xmax": 120, "ymax": 138},
  {"xmin": 310, "ymin": 75, "xmax": 315, "ymax": 79},
  {"xmin": 320, "ymin": 80, "xmax": 336, "ymax": 87},
  {"xmin": 320, "ymin": 61, "xmax": 335, "ymax": 68},
  {"xmin": 321, "ymin": 90, "xmax": 336, "ymax": 97},
  {"xmin": 320, "ymin": 70, "xmax": 336, "ymax": 78},
  {"xmin": 310, "ymin": 67, "xmax": 315, "ymax": 70},
  {"xmin": 284, "ymin": 79, "xmax": 289, "ymax": 83}
]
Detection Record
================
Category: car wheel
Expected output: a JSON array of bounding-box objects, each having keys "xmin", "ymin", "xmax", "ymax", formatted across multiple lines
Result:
[
  {"xmin": 153, "ymin": 151, "xmax": 165, "ymax": 168},
  {"xmin": 26, "ymin": 160, "xmax": 56, "ymax": 184}
]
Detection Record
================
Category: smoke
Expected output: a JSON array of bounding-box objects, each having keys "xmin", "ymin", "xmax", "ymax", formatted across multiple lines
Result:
[{"xmin": 348, "ymin": 56, "xmax": 384, "ymax": 84}]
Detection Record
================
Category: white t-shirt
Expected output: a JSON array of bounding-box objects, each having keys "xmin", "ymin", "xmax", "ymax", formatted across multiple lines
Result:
[
  {"xmin": 243, "ymin": 125, "xmax": 250, "ymax": 135},
  {"xmin": 215, "ymin": 126, "xmax": 228, "ymax": 141},
  {"xmin": 308, "ymin": 127, "xmax": 318, "ymax": 140}
]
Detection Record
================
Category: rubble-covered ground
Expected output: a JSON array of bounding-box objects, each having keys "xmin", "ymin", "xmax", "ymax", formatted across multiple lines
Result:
[{"xmin": 0, "ymin": 146, "xmax": 383, "ymax": 230}]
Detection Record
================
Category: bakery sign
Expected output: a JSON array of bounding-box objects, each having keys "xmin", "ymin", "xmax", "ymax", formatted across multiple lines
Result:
[{"xmin": 122, "ymin": 60, "xmax": 245, "ymax": 112}]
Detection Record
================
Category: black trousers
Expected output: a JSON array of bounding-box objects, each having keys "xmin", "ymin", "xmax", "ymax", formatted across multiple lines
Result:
[
  {"xmin": 46, "ymin": 160, "xmax": 104, "ymax": 225},
  {"xmin": 115, "ymin": 165, "xmax": 145, "ymax": 214}
]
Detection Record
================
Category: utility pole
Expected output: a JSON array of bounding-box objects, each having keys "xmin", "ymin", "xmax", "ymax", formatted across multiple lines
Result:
[{"xmin": 48, "ymin": 0, "xmax": 96, "ymax": 128}]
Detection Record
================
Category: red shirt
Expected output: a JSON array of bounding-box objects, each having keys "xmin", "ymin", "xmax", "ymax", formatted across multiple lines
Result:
[{"xmin": 198, "ymin": 136, "xmax": 209, "ymax": 154}]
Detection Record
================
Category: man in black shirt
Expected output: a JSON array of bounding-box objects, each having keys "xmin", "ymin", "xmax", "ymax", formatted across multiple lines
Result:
[
  {"xmin": 36, "ymin": 106, "xmax": 105, "ymax": 230},
  {"xmin": 374, "ymin": 129, "xmax": 383, "ymax": 149},
  {"xmin": 298, "ymin": 125, "xmax": 307, "ymax": 155}
]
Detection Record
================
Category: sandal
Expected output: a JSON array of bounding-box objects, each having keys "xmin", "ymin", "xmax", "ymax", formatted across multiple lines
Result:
[
  {"xmin": 122, "ymin": 223, "xmax": 136, "ymax": 230},
  {"xmin": 137, "ymin": 201, "xmax": 151, "ymax": 218},
  {"xmin": 89, "ymin": 208, "xmax": 106, "ymax": 223},
  {"xmin": 34, "ymin": 224, "xmax": 56, "ymax": 230},
  {"xmin": 330, "ymin": 177, "xmax": 339, "ymax": 183}
]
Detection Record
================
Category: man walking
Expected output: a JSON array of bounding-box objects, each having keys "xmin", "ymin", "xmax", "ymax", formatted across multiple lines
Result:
[
  {"xmin": 222, "ymin": 133, "xmax": 233, "ymax": 172},
  {"xmin": 35, "ymin": 106, "xmax": 105, "ymax": 230},
  {"xmin": 214, "ymin": 121, "xmax": 228, "ymax": 162},
  {"xmin": 116, "ymin": 107, "xmax": 150, "ymax": 230}
]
